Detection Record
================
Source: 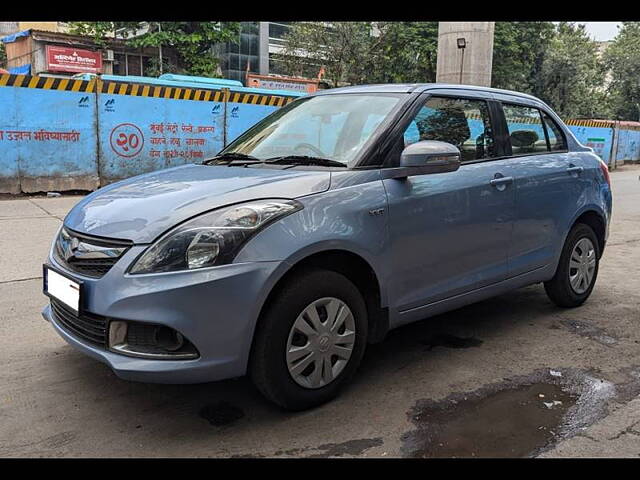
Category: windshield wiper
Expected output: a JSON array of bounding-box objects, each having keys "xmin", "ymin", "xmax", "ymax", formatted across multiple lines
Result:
[
  {"xmin": 204, "ymin": 153, "xmax": 347, "ymax": 168},
  {"xmin": 202, "ymin": 152, "xmax": 261, "ymax": 165},
  {"xmin": 263, "ymin": 155, "xmax": 347, "ymax": 168}
]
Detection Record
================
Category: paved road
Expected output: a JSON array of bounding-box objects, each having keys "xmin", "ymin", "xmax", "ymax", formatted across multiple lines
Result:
[{"xmin": 0, "ymin": 166, "xmax": 639, "ymax": 458}]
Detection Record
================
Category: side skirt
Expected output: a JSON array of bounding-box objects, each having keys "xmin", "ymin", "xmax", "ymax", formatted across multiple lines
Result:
[{"xmin": 390, "ymin": 264, "xmax": 554, "ymax": 330}]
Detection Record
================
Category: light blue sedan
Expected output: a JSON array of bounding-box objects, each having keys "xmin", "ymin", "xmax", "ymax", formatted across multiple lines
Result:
[{"xmin": 43, "ymin": 83, "xmax": 612, "ymax": 410}]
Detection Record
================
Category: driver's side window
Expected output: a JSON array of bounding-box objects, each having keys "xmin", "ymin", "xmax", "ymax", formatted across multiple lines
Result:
[{"xmin": 403, "ymin": 97, "xmax": 496, "ymax": 163}]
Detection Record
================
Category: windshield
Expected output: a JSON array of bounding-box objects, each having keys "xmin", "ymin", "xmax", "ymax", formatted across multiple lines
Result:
[{"xmin": 220, "ymin": 93, "xmax": 404, "ymax": 166}]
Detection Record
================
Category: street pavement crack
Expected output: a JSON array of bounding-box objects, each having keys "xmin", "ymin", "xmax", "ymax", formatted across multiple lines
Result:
[
  {"xmin": 0, "ymin": 276, "xmax": 42, "ymax": 285},
  {"xmin": 575, "ymin": 432, "xmax": 600, "ymax": 443},
  {"xmin": 607, "ymin": 420, "xmax": 640, "ymax": 441},
  {"xmin": 26, "ymin": 198, "xmax": 63, "ymax": 222},
  {"xmin": 27, "ymin": 198, "xmax": 54, "ymax": 216},
  {"xmin": 608, "ymin": 238, "xmax": 640, "ymax": 247}
]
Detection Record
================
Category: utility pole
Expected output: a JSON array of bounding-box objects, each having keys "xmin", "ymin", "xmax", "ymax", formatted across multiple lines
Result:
[
  {"xmin": 457, "ymin": 37, "xmax": 466, "ymax": 84},
  {"xmin": 158, "ymin": 23, "xmax": 163, "ymax": 75}
]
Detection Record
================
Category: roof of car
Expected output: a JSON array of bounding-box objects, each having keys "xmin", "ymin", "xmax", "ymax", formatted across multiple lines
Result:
[{"xmin": 317, "ymin": 83, "xmax": 541, "ymax": 102}]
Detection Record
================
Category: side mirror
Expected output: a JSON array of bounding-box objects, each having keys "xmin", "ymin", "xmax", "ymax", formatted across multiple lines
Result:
[{"xmin": 386, "ymin": 140, "xmax": 461, "ymax": 179}]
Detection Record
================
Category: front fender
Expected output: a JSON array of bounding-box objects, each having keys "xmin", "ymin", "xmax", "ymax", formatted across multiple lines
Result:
[{"xmin": 235, "ymin": 170, "xmax": 390, "ymax": 305}]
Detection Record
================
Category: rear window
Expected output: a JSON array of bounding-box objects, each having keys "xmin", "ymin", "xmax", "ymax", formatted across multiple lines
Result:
[
  {"xmin": 503, "ymin": 103, "xmax": 567, "ymax": 155},
  {"xmin": 542, "ymin": 112, "xmax": 567, "ymax": 151},
  {"xmin": 503, "ymin": 104, "xmax": 548, "ymax": 155}
]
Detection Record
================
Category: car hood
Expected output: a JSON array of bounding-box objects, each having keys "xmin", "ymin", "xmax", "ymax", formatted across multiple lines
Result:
[{"xmin": 64, "ymin": 164, "xmax": 331, "ymax": 243}]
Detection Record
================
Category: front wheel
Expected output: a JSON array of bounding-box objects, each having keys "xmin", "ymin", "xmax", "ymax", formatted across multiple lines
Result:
[
  {"xmin": 249, "ymin": 269, "xmax": 368, "ymax": 411},
  {"xmin": 544, "ymin": 223, "xmax": 600, "ymax": 308}
]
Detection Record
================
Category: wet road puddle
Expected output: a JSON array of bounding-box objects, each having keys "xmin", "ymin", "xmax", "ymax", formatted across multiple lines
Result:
[
  {"xmin": 558, "ymin": 319, "xmax": 617, "ymax": 346},
  {"xmin": 403, "ymin": 382, "xmax": 577, "ymax": 458}
]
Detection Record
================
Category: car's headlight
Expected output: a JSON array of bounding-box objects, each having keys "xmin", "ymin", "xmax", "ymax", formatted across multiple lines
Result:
[{"xmin": 129, "ymin": 199, "xmax": 302, "ymax": 274}]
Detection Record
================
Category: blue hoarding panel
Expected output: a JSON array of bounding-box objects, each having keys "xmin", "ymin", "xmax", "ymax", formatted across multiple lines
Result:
[
  {"xmin": 567, "ymin": 125, "xmax": 613, "ymax": 164},
  {"xmin": 0, "ymin": 86, "xmax": 20, "ymax": 193},
  {"xmin": 629, "ymin": 131, "xmax": 640, "ymax": 161},
  {"xmin": 0, "ymin": 81, "xmax": 99, "ymax": 193},
  {"xmin": 96, "ymin": 91, "xmax": 225, "ymax": 183},
  {"xmin": 614, "ymin": 128, "xmax": 640, "ymax": 162},
  {"xmin": 617, "ymin": 129, "xmax": 628, "ymax": 162}
]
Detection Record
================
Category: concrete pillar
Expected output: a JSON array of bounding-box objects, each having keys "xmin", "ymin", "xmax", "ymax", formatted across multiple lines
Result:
[
  {"xmin": 436, "ymin": 22, "xmax": 494, "ymax": 87},
  {"xmin": 258, "ymin": 22, "xmax": 270, "ymax": 75}
]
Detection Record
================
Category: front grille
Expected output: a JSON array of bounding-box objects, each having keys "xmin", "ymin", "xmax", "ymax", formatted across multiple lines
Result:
[
  {"xmin": 50, "ymin": 299, "xmax": 108, "ymax": 347},
  {"xmin": 54, "ymin": 228, "xmax": 131, "ymax": 279},
  {"xmin": 59, "ymin": 257, "xmax": 116, "ymax": 277}
]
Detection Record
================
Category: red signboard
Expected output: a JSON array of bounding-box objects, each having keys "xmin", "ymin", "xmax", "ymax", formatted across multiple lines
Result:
[{"xmin": 46, "ymin": 45, "xmax": 103, "ymax": 74}]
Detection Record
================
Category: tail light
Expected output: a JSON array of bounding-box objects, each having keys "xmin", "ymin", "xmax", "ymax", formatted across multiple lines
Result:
[{"xmin": 599, "ymin": 160, "xmax": 611, "ymax": 187}]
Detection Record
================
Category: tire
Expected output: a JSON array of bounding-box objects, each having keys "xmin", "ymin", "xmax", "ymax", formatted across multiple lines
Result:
[
  {"xmin": 544, "ymin": 223, "xmax": 600, "ymax": 308},
  {"xmin": 249, "ymin": 269, "xmax": 368, "ymax": 411}
]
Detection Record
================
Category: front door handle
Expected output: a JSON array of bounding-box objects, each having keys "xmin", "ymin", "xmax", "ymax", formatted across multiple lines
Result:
[
  {"xmin": 567, "ymin": 166, "xmax": 584, "ymax": 175},
  {"xmin": 490, "ymin": 176, "xmax": 514, "ymax": 187}
]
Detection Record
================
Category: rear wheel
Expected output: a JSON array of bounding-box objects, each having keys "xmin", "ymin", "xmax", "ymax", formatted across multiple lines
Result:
[
  {"xmin": 250, "ymin": 269, "xmax": 368, "ymax": 410},
  {"xmin": 544, "ymin": 223, "xmax": 600, "ymax": 308}
]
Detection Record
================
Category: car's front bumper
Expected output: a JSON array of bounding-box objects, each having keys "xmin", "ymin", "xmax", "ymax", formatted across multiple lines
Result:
[{"xmin": 44, "ymin": 246, "xmax": 284, "ymax": 384}]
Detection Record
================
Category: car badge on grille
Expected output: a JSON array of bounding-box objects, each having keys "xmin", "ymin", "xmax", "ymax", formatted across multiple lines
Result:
[
  {"xmin": 65, "ymin": 237, "xmax": 80, "ymax": 261},
  {"xmin": 58, "ymin": 229, "xmax": 127, "ymax": 263}
]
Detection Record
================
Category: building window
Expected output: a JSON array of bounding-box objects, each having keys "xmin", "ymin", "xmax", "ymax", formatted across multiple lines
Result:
[
  {"xmin": 268, "ymin": 22, "xmax": 291, "ymax": 47},
  {"xmin": 216, "ymin": 22, "xmax": 260, "ymax": 82},
  {"xmin": 113, "ymin": 54, "xmax": 126, "ymax": 75},
  {"xmin": 112, "ymin": 53, "xmax": 156, "ymax": 77}
]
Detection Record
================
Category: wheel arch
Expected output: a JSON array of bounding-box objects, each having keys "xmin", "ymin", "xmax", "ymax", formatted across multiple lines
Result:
[
  {"xmin": 252, "ymin": 248, "xmax": 389, "ymax": 354},
  {"xmin": 568, "ymin": 208, "xmax": 607, "ymax": 258}
]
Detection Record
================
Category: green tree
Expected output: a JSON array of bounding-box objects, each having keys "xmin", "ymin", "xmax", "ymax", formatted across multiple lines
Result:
[
  {"xmin": 603, "ymin": 22, "xmax": 640, "ymax": 120},
  {"xmin": 127, "ymin": 22, "xmax": 239, "ymax": 77},
  {"xmin": 279, "ymin": 21, "xmax": 610, "ymax": 120},
  {"xmin": 373, "ymin": 22, "xmax": 439, "ymax": 83},
  {"xmin": 0, "ymin": 41, "xmax": 6, "ymax": 69},
  {"xmin": 535, "ymin": 22, "xmax": 605, "ymax": 118},
  {"xmin": 69, "ymin": 21, "xmax": 239, "ymax": 77},
  {"xmin": 280, "ymin": 22, "xmax": 558, "ymax": 89},
  {"xmin": 277, "ymin": 22, "xmax": 439, "ymax": 86},
  {"xmin": 276, "ymin": 22, "xmax": 381, "ymax": 87},
  {"xmin": 492, "ymin": 22, "xmax": 555, "ymax": 94},
  {"xmin": 69, "ymin": 21, "xmax": 140, "ymax": 47}
]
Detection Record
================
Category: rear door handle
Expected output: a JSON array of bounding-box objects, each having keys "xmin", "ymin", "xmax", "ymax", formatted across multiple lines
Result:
[
  {"xmin": 567, "ymin": 166, "xmax": 584, "ymax": 174},
  {"xmin": 490, "ymin": 176, "xmax": 514, "ymax": 187}
]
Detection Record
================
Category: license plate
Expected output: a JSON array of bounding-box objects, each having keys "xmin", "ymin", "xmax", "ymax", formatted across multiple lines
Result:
[{"xmin": 43, "ymin": 265, "xmax": 82, "ymax": 314}]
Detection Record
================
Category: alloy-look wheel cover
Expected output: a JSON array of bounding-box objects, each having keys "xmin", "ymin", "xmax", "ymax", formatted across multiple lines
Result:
[
  {"xmin": 286, "ymin": 297, "xmax": 356, "ymax": 389},
  {"xmin": 569, "ymin": 237, "xmax": 596, "ymax": 294}
]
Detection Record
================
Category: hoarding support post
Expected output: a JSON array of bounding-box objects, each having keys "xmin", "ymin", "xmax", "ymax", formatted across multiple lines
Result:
[
  {"xmin": 222, "ymin": 88, "xmax": 230, "ymax": 148},
  {"xmin": 94, "ymin": 77, "xmax": 103, "ymax": 185},
  {"xmin": 609, "ymin": 121, "xmax": 618, "ymax": 170}
]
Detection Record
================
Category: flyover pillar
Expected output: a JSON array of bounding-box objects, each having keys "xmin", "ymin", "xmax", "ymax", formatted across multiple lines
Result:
[{"xmin": 436, "ymin": 22, "xmax": 495, "ymax": 87}]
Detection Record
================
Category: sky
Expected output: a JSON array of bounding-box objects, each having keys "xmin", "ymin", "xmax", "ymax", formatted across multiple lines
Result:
[{"xmin": 581, "ymin": 22, "xmax": 621, "ymax": 41}]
